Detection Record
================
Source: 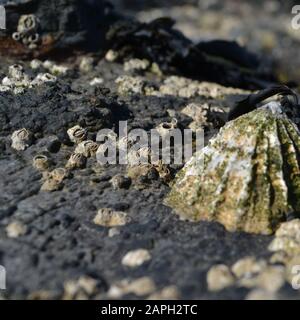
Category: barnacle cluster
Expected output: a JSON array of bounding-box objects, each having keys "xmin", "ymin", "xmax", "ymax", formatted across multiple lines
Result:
[
  {"xmin": 1, "ymin": 64, "xmax": 57, "ymax": 94},
  {"xmin": 74, "ymin": 140, "xmax": 99, "ymax": 158},
  {"xmin": 165, "ymin": 101, "xmax": 300, "ymax": 235},
  {"xmin": 206, "ymin": 256, "xmax": 285, "ymax": 296},
  {"xmin": 31, "ymin": 60, "xmax": 69, "ymax": 76},
  {"xmin": 115, "ymin": 75, "xmax": 156, "ymax": 95},
  {"xmin": 12, "ymin": 14, "xmax": 41, "ymax": 50}
]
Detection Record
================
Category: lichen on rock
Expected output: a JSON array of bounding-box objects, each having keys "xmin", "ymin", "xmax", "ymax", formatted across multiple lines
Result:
[{"xmin": 165, "ymin": 102, "xmax": 300, "ymax": 234}]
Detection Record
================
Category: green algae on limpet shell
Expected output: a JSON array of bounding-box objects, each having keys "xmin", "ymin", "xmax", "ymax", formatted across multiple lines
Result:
[{"xmin": 165, "ymin": 101, "xmax": 300, "ymax": 235}]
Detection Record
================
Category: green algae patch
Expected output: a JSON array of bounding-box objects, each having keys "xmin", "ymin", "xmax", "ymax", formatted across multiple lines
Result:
[{"xmin": 165, "ymin": 103, "xmax": 300, "ymax": 235}]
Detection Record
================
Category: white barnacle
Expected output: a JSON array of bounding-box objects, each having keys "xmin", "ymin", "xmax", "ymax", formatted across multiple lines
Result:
[
  {"xmin": 105, "ymin": 49, "xmax": 118, "ymax": 62},
  {"xmin": 67, "ymin": 125, "xmax": 87, "ymax": 144},
  {"xmin": 121, "ymin": 249, "xmax": 151, "ymax": 268},
  {"xmin": 155, "ymin": 118, "xmax": 178, "ymax": 138},
  {"xmin": 11, "ymin": 128, "xmax": 33, "ymax": 151},
  {"xmin": 93, "ymin": 208, "xmax": 131, "ymax": 227},
  {"xmin": 17, "ymin": 14, "xmax": 39, "ymax": 34},
  {"xmin": 124, "ymin": 58, "xmax": 150, "ymax": 72},
  {"xmin": 30, "ymin": 59, "xmax": 43, "ymax": 69},
  {"xmin": 12, "ymin": 32, "xmax": 21, "ymax": 41},
  {"xmin": 1, "ymin": 77, "xmax": 13, "ymax": 87},
  {"xmin": 79, "ymin": 57, "xmax": 95, "ymax": 73},
  {"xmin": 41, "ymin": 167, "xmax": 68, "ymax": 192},
  {"xmin": 0, "ymin": 85, "xmax": 10, "ymax": 92},
  {"xmin": 50, "ymin": 168, "xmax": 68, "ymax": 182},
  {"xmin": 65, "ymin": 153, "xmax": 87, "ymax": 170},
  {"xmin": 8, "ymin": 64, "xmax": 24, "ymax": 80},
  {"xmin": 74, "ymin": 140, "xmax": 99, "ymax": 157},
  {"xmin": 31, "ymin": 73, "xmax": 57, "ymax": 86},
  {"xmin": 50, "ymin": 64, "xmax": 69, "ymax": 76},
  {"xmin": 33, "ymin": 154, "xmax": 50, "ymax": 171},
  {"xmin": 89, "ymin": 77, "xmax": 104, "ymax": 86}
]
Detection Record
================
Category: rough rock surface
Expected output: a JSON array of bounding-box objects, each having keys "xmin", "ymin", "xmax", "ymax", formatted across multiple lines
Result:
[
  {"xmin": 0, "ymin": 54, "xmax": 278, "ymax": 300},
  {"xmin": 1, "ymin": 0, "xmax": 300, "ymax": 300}
]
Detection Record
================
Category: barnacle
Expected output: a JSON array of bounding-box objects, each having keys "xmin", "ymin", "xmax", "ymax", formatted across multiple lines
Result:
[
  {"xmin": 65, "ymin": 153, "xmax": 87, "ymax": 170},
  {"xmin": 165, "ymin": 101, "xmax": 300, "ymax": 235},
  {"xmin": 67, "ymin": 125, "xmax": 87, "ymax": 144},
  {"xmin": 105, "ymin": 49, "xmax": 119, "ymax": 62},
  {"xmin": 124, "ymin": 59, "xmax": 150, "ymax": 72},
  {"xmin": 155, "ymin": 118, "xmax": 178, "ymax": 138},
  {"xmin": 33, "ymin": 155, "xmax": 50, "ymax": 171},
  {"xmin": 12, "ymin": 14, "xmax": 41, "ymax": 50},
  {"xmin": 89, "ymin": 77, "xmax": 104, "ymax": 86},
  {"xmin": 2, "ymin": 65, "xmax": 30, "ymax": 90},
  {"xmin": 8, "ymin": 64, "xmax": 24, "ymax": 80},
  {"xmin": 41, "ymin": 168, "xmax": 68, "ymax": 192},
  {"xmin": 93, "ymin": 208, "xmax": 131, "ymax": 227},
  {"xmin": 30, "ymin": 59, "xmax": 43, "ymax": 70},
  {"xmin": 31, "ymin": 73, "xmax": 57, "ymax": 85},
  {"xmin": 11, "ymin": 128, "xmax": 33, "ymax": 151},
  {"xmin": 74, "ymin": 140, "xmax": 99, "ymax": 157},
  {"xmin": 17, "ymin": 15, "xmax": 39, "ymax": 34},
  {"xmin": 153, "ymin": 160, "xmax": 172, "ymax": 183},
  {"xmin": 79, "ymin": 57, "xmax": 95, "ymax": 73},
  {"xmin": 115, "ymin": 75, "xmax": 157, "ymax": 96}
]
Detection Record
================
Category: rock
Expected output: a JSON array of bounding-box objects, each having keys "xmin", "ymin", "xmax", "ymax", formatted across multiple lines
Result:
[
  {"xmin": 165, "ymin": 102, "xmax": 300, "ymax": 234},
  {"xmin": 121, "ymin": 249, "xmax": 151, "ymax": 268},
  {"xmin": 207, "ymin": 264, "xmax": 235, "ymax": 292},
  {"xmin": 93, "ymin": 208, "xmax": 131, "ymax": 227},
  {"xmin": 108, "ymin": 228, "xmax": 121, "ymax": 238},
  {"xmin": 107, "ymin": 18, "xmax": 274, "ymax": 89},
  {"xmin": 1, "ymin": 0, "xmax": 116, "ymax": 57},
  {"xmin": 110, "ymin": 174, "xmax": 131, "ymax": 189},
  {"xmin": 6, "ymin": 221, "xmax": 27, "ymax": 238}
]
